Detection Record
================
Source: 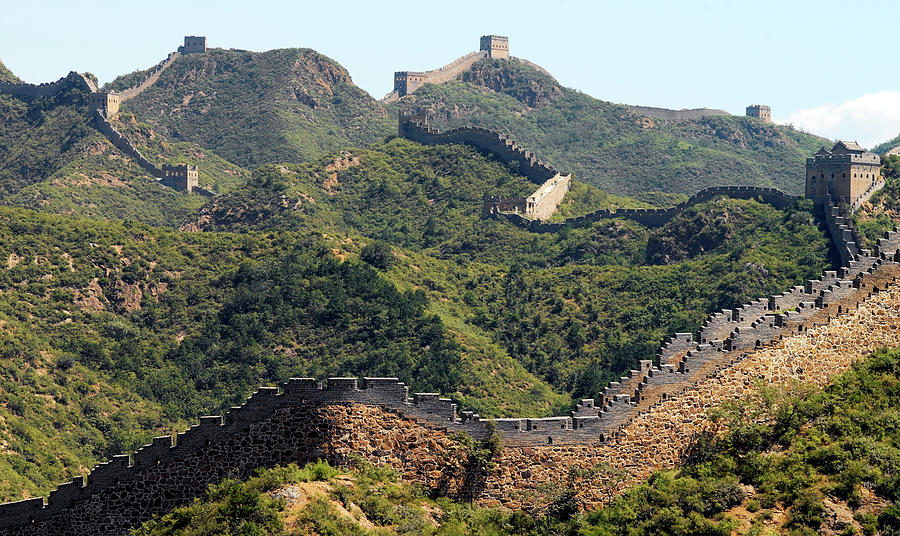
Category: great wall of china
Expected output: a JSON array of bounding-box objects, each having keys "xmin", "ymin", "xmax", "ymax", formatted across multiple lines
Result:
[
  {"xmin": 1, "ymin": 122, "xmax": 899, "ymax": 532},
  {"xmin": 0, "ymin": 35, "xmax": 899, "ymax": 536}
]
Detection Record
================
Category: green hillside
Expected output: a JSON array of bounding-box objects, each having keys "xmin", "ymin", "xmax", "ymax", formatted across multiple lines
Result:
[
  {"xmin": 0, "ymin": 136, "xmax": 834, "ymax": 501},
  {"xmin": 0, "ymin": 207, "xmax": 554, "ymax": 500},
  {"xmin": 394, "ymin": 58, "xmax": 830, "ymax": 197},
  {"xmin": 132, "ymin": 348, "xmax": 900, "ymax": 536},
  {"xmin": 188, "ymin": 138, "xmax": 832, "ymax": 405},
  {"xmin": 106, "ymin": 48, "xmax": 394, "ymax": 167}
]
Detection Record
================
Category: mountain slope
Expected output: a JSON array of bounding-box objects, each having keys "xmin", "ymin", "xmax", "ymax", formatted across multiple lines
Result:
[
  {"xmin": 394, "ymin": 57, "xmax": 830, "ymax": 197},
  {"xmin": 106, "ymin": 48, "xmax": 394, "ymax": 167}
]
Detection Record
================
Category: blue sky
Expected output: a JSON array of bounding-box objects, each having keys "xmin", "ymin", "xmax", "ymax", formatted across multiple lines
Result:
[{"xmin": 3, "ymin": 0, "xmax": 899, "ymax": 147}]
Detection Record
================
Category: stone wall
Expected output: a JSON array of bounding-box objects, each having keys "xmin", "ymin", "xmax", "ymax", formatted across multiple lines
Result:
[
  {"xmin": 385, "ymin": 51, "xmax": 488, "ymax": 101},
  {"xmin": 527, "ymin": 174, "xmax": 571, "ymax": 220},
  {"xmin": 492, "ymin": 185, "xmax": 799, "ymax": 232},
  {"xmin": 399, "ymin": 114, "xmax": 571, "ymax": 220},
  {"xmin": 2, "ymin": 255, "xmax": 899, "ymax": 533},
  {"xmin": 0, "ymin": 71, "xmax": 96, "ymax": 100},
  {"xmin": 118, "ymin": 51, "xmax": 181, "ymax": 101},
  {"xmin": 398, "ymin": 114, "xmax": 561, "ymax": 181}
]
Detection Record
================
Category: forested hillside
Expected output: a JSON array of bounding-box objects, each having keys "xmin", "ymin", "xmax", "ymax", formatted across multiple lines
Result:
[{"xmin": 394, "ymin": 58, "xmax": 830, "ymax": 197}]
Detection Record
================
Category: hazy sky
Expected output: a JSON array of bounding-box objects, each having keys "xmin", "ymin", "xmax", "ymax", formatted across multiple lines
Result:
[{"xmin": 3, "ymin": 0, "xmax": 899, "ymax": 147}]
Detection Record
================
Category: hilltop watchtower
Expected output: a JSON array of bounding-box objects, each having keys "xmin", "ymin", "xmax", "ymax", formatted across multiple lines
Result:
[
  {"xmin": 393, "ymin": 71, "xmax": 427, "ymax": 97},
  {"xmin": 746, "ymin": 104, "xmax": 771, "ymax": 123},
  {"xmin": 88, "ymin": 92, "xmax": 120, "ymax": 118},
  {"xmin": 806, "ymin": 141, "xmax": 882, "ymax": 206},
  {"xmin": 182, "ymin": 36, "xmax": 207, "ymax": 54},
  {"xmin": 480, "ymin": 35, "xmax": 509, "ymax": 59}
]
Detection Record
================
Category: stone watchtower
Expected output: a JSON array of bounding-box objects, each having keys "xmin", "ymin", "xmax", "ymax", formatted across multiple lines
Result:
[
  {"xmin": 182, "ymin": 36, "xmax": 207, "ymax": 54},
  {"xmin": 746, "ymin": 104, "xmax": 771, "ymax": 123},
  {"xmin": 393, "ymin": 71, "xmax": 427, "ymax": 97},
  {"xmin": 806, "ymin": 141, "xmax": 882, "ymax": 206},
  {"xmin": 88, "ymin": 92, "xmax": 120, "ymax": 118},
  {"xmin": 480, "ymin": 35, "xmax": 509, "ymax": 59},
  {"xmin": 161, "ymin": 164, "xmax": 199, "ymax": 192}
]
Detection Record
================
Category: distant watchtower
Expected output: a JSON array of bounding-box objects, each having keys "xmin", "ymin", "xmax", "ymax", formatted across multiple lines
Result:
[
  {"xmin": 182, "ymin": 36, "xmax": 207, "ymax": 54},
  {"xmin": 88, "ymin": 92, "xmax": 120, "ymax": 118},
  {"xmin": 746, "ymin": 104, "xmax": 771, "ymax": 123},
  {"xmin": 480, "ymin": 35, "xmax": 509, "ymax": 59},
  {"xmin": 162, "ymin": 164, "xmax": 199, "ymax": 192},
  {"xmin": 393, "ymin": 71, "xmax": 428, "ymax": 97}
]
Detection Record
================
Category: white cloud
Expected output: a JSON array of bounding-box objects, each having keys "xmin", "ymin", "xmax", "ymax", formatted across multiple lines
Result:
[{"xmin": 776, "ymin": 91, "xmax": 900, "ymax": 150}]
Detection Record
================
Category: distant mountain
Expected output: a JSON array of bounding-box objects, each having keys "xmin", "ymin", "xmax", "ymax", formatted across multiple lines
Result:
[
  {"xmin": 393, "ymin": 57, "xmax": 831, "ymax": 197},
  {"xmin": 106, "ymin": 48, "xmax": 394, "ymax": 167}
]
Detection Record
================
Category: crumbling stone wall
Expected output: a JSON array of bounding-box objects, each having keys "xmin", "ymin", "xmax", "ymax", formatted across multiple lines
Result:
[{"xmin": 493, "ymin": 185, "xmax": 800, "ymax": 232}]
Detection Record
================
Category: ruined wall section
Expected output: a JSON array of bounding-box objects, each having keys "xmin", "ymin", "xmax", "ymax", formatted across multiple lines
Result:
[{"xmin": 492, "ymin": 185, "xmax": 799, "ymax": 232}]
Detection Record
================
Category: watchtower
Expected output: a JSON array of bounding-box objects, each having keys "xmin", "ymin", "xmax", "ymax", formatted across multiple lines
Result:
[
  {"xmin": 393, "ymin": 71, "xmax": 428, "ymax": 97},
  {"xmin": 182, "ymin": 36, "xmax": 207, "ymax": 54},
  {"xmin": 746, "ymin": 104, "xmax": 771, "ymax": 123},
  {"xmin": 805, "ymin": 141, "xmax": 882, "ymax": 206},
  {"xmin": 161, "ymin": 164, "xmax": 199, "ymax": 192},
  {"xmin": 480, "ymin": 35, "xmax": 509, "ymax": 59},
  {"xmin": 88, "ymin": 92, "xmax": 120, "ymax": 118}
]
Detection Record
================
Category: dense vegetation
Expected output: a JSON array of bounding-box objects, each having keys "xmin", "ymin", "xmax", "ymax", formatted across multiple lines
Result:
[
  {"xmin": 130, "ymin": 347, "xmax": 900, "ymax": 536},
  {"xmin": 106, "ymin": 48, "xmax": 395, "ymax": 167},
  {"xmin": 395, "ymin": 58, "xmax": 830, "ymax": 197},
  {"xmin": 189, "ymin": 138, "xmax": 831, "ymax": 408}
]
